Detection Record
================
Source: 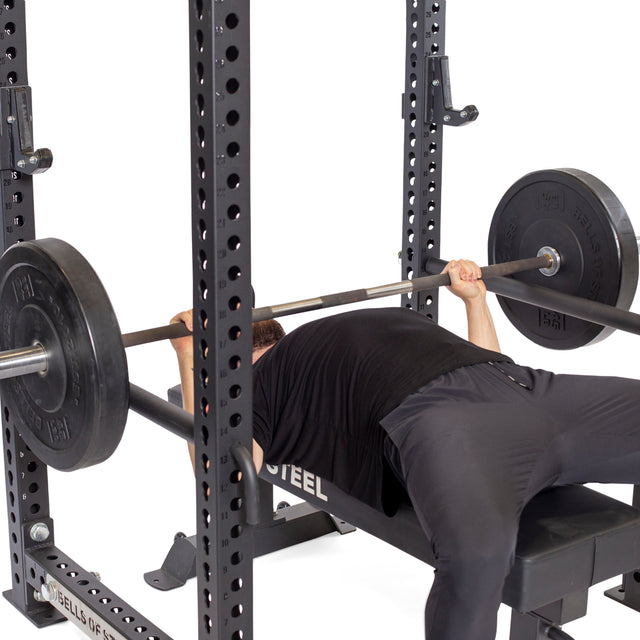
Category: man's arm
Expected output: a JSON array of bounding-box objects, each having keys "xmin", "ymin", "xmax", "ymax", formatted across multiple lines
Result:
[
  {"xmin": 170, "ymin": 310, "xmax": 197, "ymax": 469},
  {"xmin": 170, "ymin": 309, "xmax": 264, "ymax": 474},
  {"xmin": 442, "ymin": 260, "xmax": 501, "ymax": 353}
]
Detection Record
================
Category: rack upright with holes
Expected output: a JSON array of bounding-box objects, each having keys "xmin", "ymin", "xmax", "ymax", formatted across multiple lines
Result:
[
  {"xmin": 402, "ymin": 1, "xmax": 445, "ymax": 319},
  {"xmin": 1, "ymin": 0, "xmax": 59, "ymax": 629},
  {"xmin": 190, "ymin": 1, "xmax": 255, "ymax": 639},
  {"xmin": 402, "ymin": 1, "xmax": 479, "ymax": 318}
]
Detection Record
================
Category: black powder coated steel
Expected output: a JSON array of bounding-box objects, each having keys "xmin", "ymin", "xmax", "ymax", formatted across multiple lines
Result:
[
  {"xmin": 190, "ymin": 1, "xmax": 255, "ymax": 639},
  {"xmin": 604, "ymin": 486, "xmax": 640, "ymax": 612},
  {"xmin": 28, "ymin": 546, "xmax": 174, "ymax": 640},
  {"xmin": 0, "ymin": 86, "xmax": 52, "ymax": 176},
  {"xmin": 2, "ymin": 431, "xmax": 64, "ymax": 628},
  {"xmin": 0, "ymin": 239, "xmax": 129, "ymax": 471},
  {"xmin": 488, "ymin": 169, "xmax": 639, "ymax": 349},
  {"xmin": 0, "ymin": 1, "xmax": 36, "ymax": 253},
  {"xmin": 129, "ymin": 383, "xmax": 194, "ymax": 444},
  {"xmin": 145, "ymin": 502, "xmax": 356, "ymax": 592},
  {"xmin": 486, "ymin": 274, "xmax": 640, "ymax": 337},
  {"xmin": 1, "ymin": 1, "xmax": 59, "ymax": 625},
  {"xmin": 401, "ymin": 1, "xmax": 447, "ymax": 318}
]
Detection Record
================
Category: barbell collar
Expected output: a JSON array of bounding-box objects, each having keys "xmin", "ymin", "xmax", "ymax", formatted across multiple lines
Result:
[
  {"xmin": 0, "ymin": 344, "xmax": 47, "ymax": 380},
  {"xmin": 252, "ymin": 255, "xmax": 552, "ymax": 323},
  {"xmin": 426, "ymin": 257, "xmax": 640, "ymax": 337}
]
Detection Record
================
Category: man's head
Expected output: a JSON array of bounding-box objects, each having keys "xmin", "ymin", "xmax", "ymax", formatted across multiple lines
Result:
[{"xmin": 252, "ymin": 319, "xmax": 285, "ymax": 363}]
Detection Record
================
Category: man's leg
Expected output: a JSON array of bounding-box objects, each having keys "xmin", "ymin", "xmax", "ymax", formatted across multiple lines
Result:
[
  {"xmin": 408, "ymin": 470, "xmax": 521, "ymax": 640},
  {"xmin": 382, "ymin": 364, "xmax": 553, "ymax": 640},
  {"xmin": 542, "ymin": 371, "xmax": 640, "ymax": 485},
  {"xmin": 383, "ymin": 362, "xmax": 640, "ymax": 639}
]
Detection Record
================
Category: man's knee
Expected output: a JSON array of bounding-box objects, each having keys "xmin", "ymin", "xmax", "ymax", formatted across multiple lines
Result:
[{"xmin": 434, "ymin": 528, "xmax": 517, "ymax": 601}]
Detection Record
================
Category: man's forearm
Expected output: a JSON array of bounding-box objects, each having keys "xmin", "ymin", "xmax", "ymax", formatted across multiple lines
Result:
[
  {"xmin": 466, "ymin": 299, "xmax": 501, "ymax": 353},
  {"xmin": 176, "ymin": 353, "xmax": 196, "ymax": 469},
  {"xmin": 177, "ymin": 356, "xmax": 195, "ymax": 414}
]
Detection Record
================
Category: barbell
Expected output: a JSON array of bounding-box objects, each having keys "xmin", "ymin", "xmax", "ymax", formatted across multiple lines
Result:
[
  {"xmin": 0, "ymin": 253, "xmax": 554, "ymax": 384},
  {"xmin": 0, "ymin": 168, "xmax": 637, "ymax": 472}
]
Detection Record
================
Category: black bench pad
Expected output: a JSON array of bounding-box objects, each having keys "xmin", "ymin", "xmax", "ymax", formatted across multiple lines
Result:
[
  {"xmin": 262, "ymin": 465, "xmax": 640, "ymax": 614},
  {"xmin": 505, "ymin": 484, "xmax": 640, "ymax": 611}
]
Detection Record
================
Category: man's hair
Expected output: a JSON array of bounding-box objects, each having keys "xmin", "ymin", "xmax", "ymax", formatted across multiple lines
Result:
[{"xmin": 253, "ymin": 319, "xmax": 285, "ymax": 349}]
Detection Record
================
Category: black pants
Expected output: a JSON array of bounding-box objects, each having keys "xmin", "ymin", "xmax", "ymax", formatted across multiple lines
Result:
[{"xmin": 380, "ymin": 362, "xmax": 640, "ymax": 640}]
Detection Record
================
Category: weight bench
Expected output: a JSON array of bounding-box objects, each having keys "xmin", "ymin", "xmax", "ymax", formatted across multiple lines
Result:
[{"xmin": 147, "ymin": 386, "xmax": 640, "ymax": 639}]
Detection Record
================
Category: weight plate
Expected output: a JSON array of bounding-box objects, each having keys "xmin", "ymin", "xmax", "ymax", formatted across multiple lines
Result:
[
  {"xmin": 488, "ymin": 169, "xmax": 638, "ymax": 349},
  {"xmin": 0, "ymin": 238, "xmax": 129, "ymax": 470}
]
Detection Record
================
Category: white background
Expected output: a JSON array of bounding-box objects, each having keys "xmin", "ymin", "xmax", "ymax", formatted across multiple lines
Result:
[{"xmin": 2, "ymin": 1, "xmax": 640, "ymax": 639}]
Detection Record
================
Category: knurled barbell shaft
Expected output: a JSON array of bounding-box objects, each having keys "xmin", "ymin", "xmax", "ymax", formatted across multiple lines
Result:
[
  {"xmin": 123, "ymin": 256, "xmax": 554, "ymax": 341},
  {"xmin": 251, "ymin": 255, "xmax": 552, "ymax": 322},
  {"xmin": 122, "ymin": 323, "xmax": 191, "ymax": 348}
]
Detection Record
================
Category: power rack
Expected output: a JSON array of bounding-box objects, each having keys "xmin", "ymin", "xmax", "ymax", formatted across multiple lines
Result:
[
  {"xmin": 8, "ymin": 2, "xmax": 640, "ymax": 640},
  {"xmin": 1, "ymin": 2, "xmax": 458, "ymax": 638}
]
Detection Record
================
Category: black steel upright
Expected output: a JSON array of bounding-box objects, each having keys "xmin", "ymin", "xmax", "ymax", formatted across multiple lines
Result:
[
  {"xmin": 401, "ymin": 1, "xmax": 446, "ymax": 319},
  {"xmin": 0, "ymin": 0, "xmax": 36, "ymax": 252},
  {"xmin": 1, "ymin": 0, "xmax": 57, "ymax": 627},
  {"xmin": 189, "ymin": 2, "xmax": 254, "ymax": 640}
]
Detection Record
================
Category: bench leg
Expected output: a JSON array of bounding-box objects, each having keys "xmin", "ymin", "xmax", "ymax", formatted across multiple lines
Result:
[
  {"xmin": 509, "ymin": 591, "xmax": 587, "ymax": 640},
  {"xmin": 604, "ymin": 570, "xmax": 640, "ymax": 612},
  {"xmin": 144, "ymin": 479, "xmax": 355, "ymax": 591},
  {"xmin": 603, "ymin": 485, "xmax": 640, "ymax": 612}
]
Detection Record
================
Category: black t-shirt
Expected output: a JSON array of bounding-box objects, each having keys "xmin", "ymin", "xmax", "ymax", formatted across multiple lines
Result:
[{"xmin": 253, "ymin": 307, "xmax": 512, "ymax": 514}]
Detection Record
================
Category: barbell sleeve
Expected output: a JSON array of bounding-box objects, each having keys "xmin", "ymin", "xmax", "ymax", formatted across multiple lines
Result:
[
  {"xmin": 0, "ymin": 344, "xmax": 47, "ymax": 380},
  {"xmin": 0, "ymin": 324, "xmax": 194, "ymax": 380},
  {"xmin": 425, "ymin": 257, "xmax": 640, "ymax": 336},
  {"xmin": 0, "ymin": 325, "xmax": 192, "ymax": 382}
]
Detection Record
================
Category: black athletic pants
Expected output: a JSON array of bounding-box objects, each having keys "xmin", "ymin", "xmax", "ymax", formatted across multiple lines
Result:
[{"xmin": 380, "ymin": 362, "xmax": 640, "ymax": 640}]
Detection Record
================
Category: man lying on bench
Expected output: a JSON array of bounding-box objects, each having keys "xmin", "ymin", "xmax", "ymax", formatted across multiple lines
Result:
[{"xmin": 170, "ymin": 259, "xmax": 640, "ymax": 640}]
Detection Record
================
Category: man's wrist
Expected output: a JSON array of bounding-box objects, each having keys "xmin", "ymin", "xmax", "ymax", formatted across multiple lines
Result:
[
  {"xmin": 177, "ymin": 352, "xmax": 195, "ymax": 372},
  {"xmin": 464, "ymin": 296, "xmax": 488, "ymax": 312}
]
